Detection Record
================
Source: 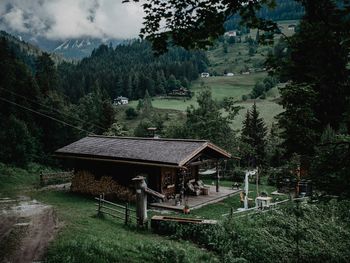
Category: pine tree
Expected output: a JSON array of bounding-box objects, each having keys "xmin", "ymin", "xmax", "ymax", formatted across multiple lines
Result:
[
  {"xmin": 242, "ymin": 110, "xmax": 252, "ymax": 144},
  {"xmin": 141, "ymin": 89, "xmax": 153, "ymax": 117},
  {"xmin": 241, "ymin": 102, "xmax": 268, "ymax": 165},
  {"xmin": 265, "ymin": 122, "xmax": 284, "ymax": 167},
  {"xmin": 277, "ymin": 0, "xmax": 350, "ymax": 156},
  {"xmin": 185, "ymin": 88, "xmax": 237, "ymax": 150},
  {"xmin": 311, "ymin": 126, "xmax": 350, "ymax": 197}
]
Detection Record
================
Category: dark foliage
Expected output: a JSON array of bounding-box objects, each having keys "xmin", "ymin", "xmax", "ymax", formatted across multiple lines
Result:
[
  {"xmin": 241, "ymin": 102, "xmax": 268, "ymax": 166},
  {"xmin": 57, "ymin": 41, "xmax": 208, "ymax": 103},
  {"xmin": 155, "ymin": 201, "xmax": 350, "ymax": 263},
  {"xmin": 311, "ymin": 126, "xmax": 350, "ymax": 197}
]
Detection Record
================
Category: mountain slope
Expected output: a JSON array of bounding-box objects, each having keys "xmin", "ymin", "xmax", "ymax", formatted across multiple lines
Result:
[{"xmin": 52, "ymin": 38, "xmax": 122, "ymax": 59}]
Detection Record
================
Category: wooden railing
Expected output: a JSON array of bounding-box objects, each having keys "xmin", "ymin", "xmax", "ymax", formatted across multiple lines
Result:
[
  {"xmin": 223, "ymin": 197, "xmax": 309, "ymax": 218},
  {"xmin": 95, "ymin": 195, "xmax": 137, "ymax": 225},
  {"xmin": 40, "ymin": 171, "xmax": 73, "ymax": 186}
]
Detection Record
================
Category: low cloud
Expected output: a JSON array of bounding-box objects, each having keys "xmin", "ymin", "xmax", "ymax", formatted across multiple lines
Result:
[{"xmin": 0, "ymin": 0, "xmax": 144, "ymax": 40}]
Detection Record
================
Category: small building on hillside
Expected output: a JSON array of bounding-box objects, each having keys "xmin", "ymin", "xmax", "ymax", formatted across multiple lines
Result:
[
  {"xmin": 201, "ymin": 72, "xmax": 210, "ymax": 78},
  {"xmin": 114, "ymin": 96, "xmax": 129, "ymax": 105},
  {"xmin": 224, "ymin": 31, "xmax": 237, "ymax": 37},
  {"xmin": 288, "ymin": 24, "xmax": 296, "ymax": 31},
  {"xmin": 226, "ymin": 72, "xmax": 234, "ymax": 77},
  {"xmin": 168, "ymin": 87, "xmax": 191, "ymax": 97},
  {"xmin": 55, "ymin": 136, "xmax": 236, "ymax": 209}
]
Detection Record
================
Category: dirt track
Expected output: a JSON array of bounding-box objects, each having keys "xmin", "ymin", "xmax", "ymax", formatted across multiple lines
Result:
[{"xmin": 0, "ymin": 198, "xmax": 58, "ymax": 263}]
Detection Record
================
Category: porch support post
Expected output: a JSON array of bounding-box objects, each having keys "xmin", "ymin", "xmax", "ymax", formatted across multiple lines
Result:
[
  {"xmin": 180, "ymin": 168, "xmax": 186, "ymax": 204},
  {"xmin": 216, "ymin": 161, "xmax": 220, "ymax": 193},
  {"xmin": 132, "ymin": 176, "xmax": 148, "ymax": 227}
]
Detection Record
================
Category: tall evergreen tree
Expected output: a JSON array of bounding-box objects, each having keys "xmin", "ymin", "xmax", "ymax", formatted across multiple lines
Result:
[
  {"xmin": 311, "ymin": 125, "xmax": 350, "ymax": 197},
  {"xmin": 241, "ymin": 102, "xmax": 268, "ymax": 165},
  {"xmin": 140, "ymin": 89, "xmax": 153, "ymax": 117},
  {"xmin": 277, "ymin": 0, "xmax": 350, "ymax": 155},
  {"xmin": 184, "ymin": 88, "xmax": 238, "ymax": 150}
]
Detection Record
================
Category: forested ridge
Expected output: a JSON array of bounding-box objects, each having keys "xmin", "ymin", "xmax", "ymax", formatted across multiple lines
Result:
[
  {"xmin": 57, "ymin": 41, "xmax": 208, "ymax": 103},
  {"xmin": 0, "ymin": 36, "xmax": 207, "ymax": 166}
]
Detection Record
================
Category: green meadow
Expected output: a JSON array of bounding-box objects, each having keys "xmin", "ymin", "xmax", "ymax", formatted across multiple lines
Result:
[
  {"xmin": 129, "ymin": 74, "xmax": 283, "ymax": 130},
  {"xmin": 125, "ymin": 21, "xmax": 298, "ymax": 131}
]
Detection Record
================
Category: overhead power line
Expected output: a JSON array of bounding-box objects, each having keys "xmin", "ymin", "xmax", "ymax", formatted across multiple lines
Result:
[
  {"xmin": 0, "ymin": 87, "xmax": 108, "ymax": 132},
  {"xmin": 0, "ymin": 97, "xmax": 94, "ymax": 135}
]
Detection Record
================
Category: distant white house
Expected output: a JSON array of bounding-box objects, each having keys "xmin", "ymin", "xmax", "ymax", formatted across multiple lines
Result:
[
  {"xmin": 288, "ymin": 24, "xmax": 296, "ymax": 31},
  {"xmin": 201, "ymin": 72, "xmax": 210, "ymax": 78},
  {"xmin": 224, "ymin": 31, "xmax": 237, "ymax": 37},
  {"xmin": 114, "ymin": 96, "xmax": 129, "ymax": 105},
  {"xmin": 226, "ymin": 72, "xmax": 234, "ymax": 77}
]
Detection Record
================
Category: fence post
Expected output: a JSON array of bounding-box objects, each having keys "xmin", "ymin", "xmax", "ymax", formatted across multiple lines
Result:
[
  {"xmin": 98, "ymin": 194, "xmax": 102, "ymax": 216},
  {"xmin": 216, "ymin": 161, "xmax": 220, "ymax": 193},
  {"xmin": 125, "ymin": 203, "xmax": 129, "ymax": 225},
  {"xmin": 230, "ymin": 207, "xmax": 233, "ymax": 218},
  {"xmin": 132, "ymin": 176, "xmax": 148, "ymax": 227}
]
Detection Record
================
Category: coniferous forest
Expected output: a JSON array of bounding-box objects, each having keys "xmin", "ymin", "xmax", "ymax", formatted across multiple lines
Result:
[{"xmin": 0, "ymin": 37, "xmax": 208, "ymax": 166}]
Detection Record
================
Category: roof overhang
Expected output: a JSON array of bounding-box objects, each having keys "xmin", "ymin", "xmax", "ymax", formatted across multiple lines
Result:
[
  {"xmin": 179, "ymin": 142, "xmax": 232, "ymax": 167},
  {"xmin": 54, "ymin": 153, "xmax": 183, "ymax": 169}
]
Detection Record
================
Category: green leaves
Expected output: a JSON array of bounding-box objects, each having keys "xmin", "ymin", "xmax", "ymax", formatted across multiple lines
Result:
[
  {"xmin": 311, "ymin": 126, "xmax": 350, "ymax": 197},
  {"xmin": 133, "ymin": 0, "xmax": 280, "ymax": 54}
]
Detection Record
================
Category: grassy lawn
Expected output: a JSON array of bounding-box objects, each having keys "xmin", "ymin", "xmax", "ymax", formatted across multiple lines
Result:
[
  {"xmin": 192, "ymin": 73, "xmax": 267, "ymax": 101},
  {"xmin": 0, "ymin": 163, "xmax": 58, "ymax": 197},
  {"xmin": 114, "ymin": 105, "xmax": 185, "ymax": 136},
  {"xmin": 128, "ymin": 72, "xmax": 278, "ymax": 130},
  {"xmin": 0, "ymin": 163, "xmax": 218, "ymax": 262},
  {"xmin": 174, "ymin": 174, "xmax": 284, "ymax": 220},
  {"xmin": 129, "ymin": 72, "xmax": 267, "ymax": 112},
  {"xmin": 32, "ymin": 191, "xmax": 217, "ymax": 263}
]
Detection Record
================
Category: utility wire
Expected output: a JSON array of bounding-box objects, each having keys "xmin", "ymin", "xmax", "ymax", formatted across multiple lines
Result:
[
  {"xmin": 0, "ymin": 97, "xmax": 94, "ymax": 135},
  {"xmin": 0, "ymin": 87, "xmax": 108, "ymax": 132}
]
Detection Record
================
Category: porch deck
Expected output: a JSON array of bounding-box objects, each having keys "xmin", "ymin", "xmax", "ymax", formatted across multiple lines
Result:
[{"xmin": 150, "ymin": 186, "xmax": 242, "ymax": 212}]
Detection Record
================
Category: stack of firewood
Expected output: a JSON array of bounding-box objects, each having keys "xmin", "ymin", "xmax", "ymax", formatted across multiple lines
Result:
[{"xmin": 71, "ymin": 170, "xmax": 136, "ymax": 202}]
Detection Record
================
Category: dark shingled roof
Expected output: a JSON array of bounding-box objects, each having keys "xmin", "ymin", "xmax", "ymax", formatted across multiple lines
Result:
[{"xmin": 55, "ymin": 135, "xmax": 231, "ymax": 167}]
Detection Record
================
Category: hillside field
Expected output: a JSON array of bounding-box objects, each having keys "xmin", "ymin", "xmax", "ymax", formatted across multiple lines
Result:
[
  {"xmin": 127, "ymin": 20, "xmax": 297, "ymax": 131},
  {"xmin": 128, "ymin": 73, "xmax": 283, "ymax": 131}
]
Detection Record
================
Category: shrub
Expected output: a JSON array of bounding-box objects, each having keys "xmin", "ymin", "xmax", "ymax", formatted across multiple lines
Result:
[
  {"xmin": 230, "ymin": 168, "xmax": 245, "ymax": 183},
  {"xmin": 134, "ymin": 120, "xmax": 153, "ymax": 137},
  {"xmin": 138, "ymin": 243, "xmax": 187, "ymax": 263},
  {"xmin": 125, "ymin": 107, "xmax": 138, "ymax": 120},
  {"xmin": 241, "ymin": 94, "xmax": 248, "ymax": 101},
  {"xmin": 154, "ymin": 201, "xmax": 350, "ymax": 263}
]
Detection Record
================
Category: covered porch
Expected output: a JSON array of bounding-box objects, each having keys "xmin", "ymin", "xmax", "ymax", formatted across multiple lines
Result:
[{"xmin": 149, "ymin": 185, "xmax": 242, "ymax": 211}]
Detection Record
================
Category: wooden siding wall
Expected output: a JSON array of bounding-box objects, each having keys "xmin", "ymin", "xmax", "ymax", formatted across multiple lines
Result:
[
  {"xmin": 67, "ymin": 159, "xmax": 161, "ymax": 190},
  {"xmin": 63, "ymin": 159, "xmax": 200, "ymax": 198}
]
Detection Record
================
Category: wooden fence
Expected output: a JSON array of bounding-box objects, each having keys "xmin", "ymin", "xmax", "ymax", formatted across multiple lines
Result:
[
  {"xmin": 40, "ymin": 171, "xmax": 74, "ymax": 186},
  {"xmin": 223, "ymin": 197, "xmax": 309, "ymax": 218},
  {"xmin": 95, "ymin": 195, "xmax": 138, "ymax": 226}
]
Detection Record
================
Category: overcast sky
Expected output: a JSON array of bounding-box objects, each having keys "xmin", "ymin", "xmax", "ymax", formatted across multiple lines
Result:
[{"xmin": 0, "ymin": 0, "xmax": 144, "ymax": 40}]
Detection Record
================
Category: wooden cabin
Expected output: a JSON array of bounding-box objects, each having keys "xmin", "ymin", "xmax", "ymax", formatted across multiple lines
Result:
[{"xmin": 55, "ymin": 135, "xmax": 231, "ymax": 200}]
